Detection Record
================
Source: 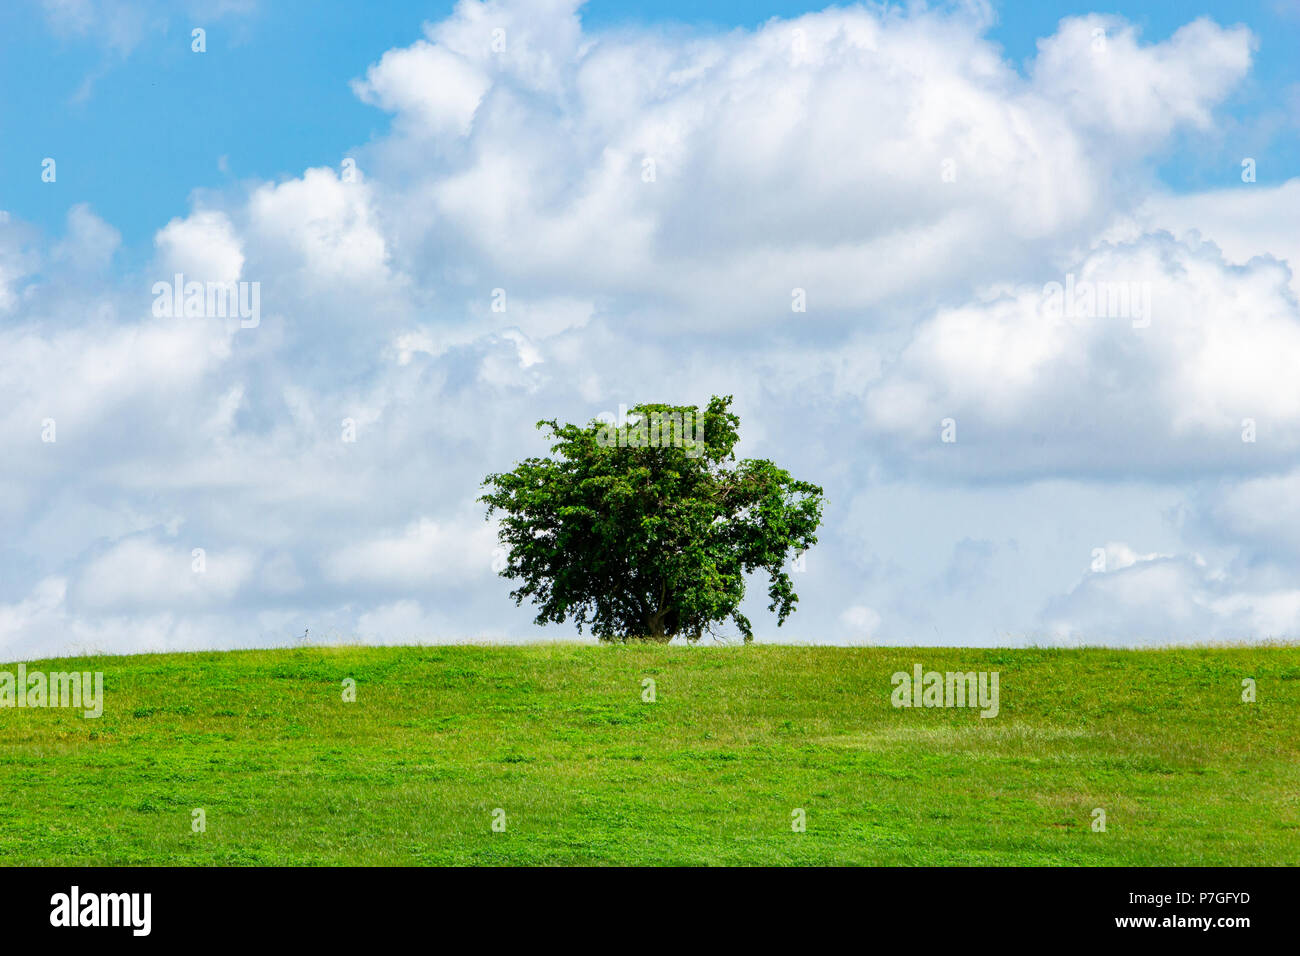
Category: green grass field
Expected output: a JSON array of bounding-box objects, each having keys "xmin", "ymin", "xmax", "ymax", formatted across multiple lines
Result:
[{"xmin": 2, "ymin": 643, "xmax": 1297, "ymax": 865}]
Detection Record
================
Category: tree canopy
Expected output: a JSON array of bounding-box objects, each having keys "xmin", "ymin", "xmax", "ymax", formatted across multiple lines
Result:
[{"xmin": 480, "ymin": 396, "xmax": 824, "ymax": 642}]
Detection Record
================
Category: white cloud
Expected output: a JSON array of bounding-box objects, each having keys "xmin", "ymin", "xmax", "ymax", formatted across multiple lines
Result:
[
  {"xmin": 1136, "ymin": 177, "xmax": 1300, "ymax": 297},
  {"xmin": 1200, "ymin": 468, "xmax": 1300, "ymax": 560},
  {"xmin": 0, "ymin": 214, "xmax": 37, "ymax": 312},
  {"xmin": 1031, "ymin": 16, "xmax": 1254, "ymax": 142},
  {"xmin": 1092, "ymin": 542, "xmax": 1173, "ymax": 573},
  {"xmin": 839, "ymin": 604, "xmax": 882, "ymax": 640},
  {"xmin": 247, "ymin": 167, "xmax": 393, "ymax": 288},
  {"xmin": 352, "ymin": 41, "xmax": 490, "ymax": 138},
  {"xmin": 357, "ymin": 3, "xmax": 1252, "ymax": 336},
  {"xmin": 1042, "ymin": 549, "xmax": 1300, "ymax": 644},
  {"xmin": 863, "ymin": 233, "xmax": 1300, "ymax": 478},
  {"xmin": 353, "ymin": 599, "xmax": 518, "ymax": 644},
  {"xmin": 324, "ymin": 517, "xmax": 498, "ymax": 590},
  {"xmin": 76, "ymin": 537, "xmax": 255, "ymax": 610},
  {"xmin": 0, "ymin": 577, "xmax": 70, "ymax": 659},
  {"xmin": 155, "ymin": 210, "xmax": 244, "ymax": 283},
  {"xmin": 54, "ymin": 204, "xmax": 121, "ymax": 274}
]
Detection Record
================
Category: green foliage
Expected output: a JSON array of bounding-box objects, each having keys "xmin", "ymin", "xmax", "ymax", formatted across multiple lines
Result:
[{"xmin": 480, "ymin": 396, "xmax": 824, "ymax": 642}]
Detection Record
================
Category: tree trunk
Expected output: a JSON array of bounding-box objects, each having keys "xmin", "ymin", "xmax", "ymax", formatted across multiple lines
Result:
[
  {"xmin": 644, "ymin": 609, "xmax": 672, "ymax": 643},
  {"xmin": 644, "ymin": 584, "xmax": 672, "ymax": 642}
]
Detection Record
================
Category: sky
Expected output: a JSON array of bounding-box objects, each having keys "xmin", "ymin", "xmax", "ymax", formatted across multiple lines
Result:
[{"xmin": 2, "ymin": 0, "xmax": 1300, "ymax": 657}]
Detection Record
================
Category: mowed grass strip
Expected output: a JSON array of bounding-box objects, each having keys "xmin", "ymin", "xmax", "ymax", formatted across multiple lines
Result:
[{"xmin": 0, "ymin": 644, "xmax": 1296, "ymax": 865}]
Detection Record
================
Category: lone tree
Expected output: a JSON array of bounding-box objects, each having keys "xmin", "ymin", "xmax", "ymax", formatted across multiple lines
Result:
[{"xmin": 480, "ymin": 396, "xmax": 823, "ymax": 643}]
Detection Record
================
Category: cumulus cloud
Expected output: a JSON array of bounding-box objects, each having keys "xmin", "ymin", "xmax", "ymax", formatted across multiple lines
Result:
[
  {"xmin": 0, "ymin": 575, "xmax": 276, "ymax": 661},
  {"xmin": 352, "ymin": 41, "xmax": 491, "ymax": 138},
  {"xmin": 1041, "ymin": 549, "xmax": 1300, "ymax": 644},
  {"xmin": 1136, "ymin": 178, "xmax": 1300, "ymax": 297},
  {"xmin": 76, "ymin": 537, "xmax": 256, "ymax": 610},
  {"xmin": 324, "ymin": 517, "xmax": 498, "ymax": 591},
  {"xmin": 839, "ymin": 604, "xmax": 883, "ymax": 641},
  {"xmin": 1197, "ymin": 468, "xmax": 1300, "ymax": 563},
  {"xmin": 863, "ymin": 233, "xmax": 1300, "ymax": 479},
  {"xmin": 246, "ymin": 168, "xmax": 392, "ymax": 287},
  {"xmin": 352, "ymin": 3, "xmax": 1255, "ymax": 339},
  {"xmin": 1030, "ymin": 16, "xmax": 1254, "ymax": 142},
  {"xmin": 156, "ymin": 210, "xmax": 244, "ymax": 283},
  {"xmin": 53, "ymin": 204, "xmax": 121, "ymax": 275}
]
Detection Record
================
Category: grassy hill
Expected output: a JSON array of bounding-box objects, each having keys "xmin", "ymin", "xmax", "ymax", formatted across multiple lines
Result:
[{"xmin": 1, "ymin": 643, "xmax": 1297, "ymax": 865}]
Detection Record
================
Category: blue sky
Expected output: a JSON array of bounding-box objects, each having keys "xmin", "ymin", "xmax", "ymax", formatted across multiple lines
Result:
[{"xmin": 2, "ymin": 0, "xmax": 1300, "ymax": 656}]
